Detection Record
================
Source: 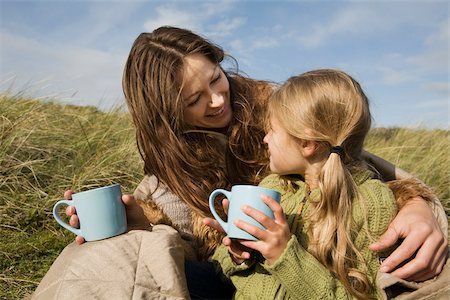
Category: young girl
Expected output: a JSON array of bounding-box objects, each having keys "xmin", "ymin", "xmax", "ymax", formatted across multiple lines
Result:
[{"xmin": 212, "ymin": 69, "xmax": 398, "ymax": 299}]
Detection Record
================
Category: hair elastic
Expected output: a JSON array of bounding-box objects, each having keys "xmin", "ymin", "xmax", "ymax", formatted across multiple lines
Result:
[{"xmin": 330, "ymin": 146, "xmax": 345, "ymax": 158}]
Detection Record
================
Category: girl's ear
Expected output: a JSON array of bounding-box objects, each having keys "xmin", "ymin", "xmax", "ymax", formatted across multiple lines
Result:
[{"xmin": 300, "ymin": 140, "xmax": 319, "ymax": 158}]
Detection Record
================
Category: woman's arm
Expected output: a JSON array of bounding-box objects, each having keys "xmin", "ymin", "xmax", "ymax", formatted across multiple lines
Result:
[
  {"xmin": 363, "ymin": 151, "xmax": 448, "ymax": 281},
  {"xmin": 361, "ymin": 150, "xmax": 412, "ymax": 181}
]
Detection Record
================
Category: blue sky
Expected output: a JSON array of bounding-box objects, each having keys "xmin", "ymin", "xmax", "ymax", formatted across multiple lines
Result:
[{"xmin": 1, "ymin": 0, "xmax": 448, "ymax": 128}]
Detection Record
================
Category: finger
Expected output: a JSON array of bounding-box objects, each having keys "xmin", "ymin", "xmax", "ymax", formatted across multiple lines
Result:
[
  {"xmin": 409, "ymin": 248, "xmax": 448, "ymax": 281},
  {"xmin": 234, "ymin": 218, "xmax": 266, "ymax": 241},
  {"xmin": 418, "ymin": 238, "xmax": 448, "ymax": 277},
  {"xmin": 379, "ymin": 233, "xmax": 425, "ymax": 273},
  {"xmin": 241, "ymin": 204, "xmax": 276, "ymax": 230},
  {"xmin": 75, "ymin": 235, "xmax": 85, "ymax": 245},
  {"xmin": 69, "ymin": 214, "xmax": 80, "ymax": 228},
  {"xmin": 369, "ymin": 227, "xmax": 401, "ymax": 252},
  {"xmin": 238, "ymin": 239, "xmax": 260, "ymax": 253},
  {"xmin": 223, "ymin": 237, "xmax": 252, "ymax": 259},
  {"xmin": 261, "ymin": 195, "xmax": 285, "ymax": 222},
  {"xmin": 222, "ymin": 198, "xmax": 230, "ymax": 216},
  {"xmin": 122, "ymin": 194, "xmax": 136, "ymax": 206},
  {"xmin": 64, "ymin": 190, "xmax": 74, "ymax": 200},
  {"xmin": 394, "ymin": 239, "xmax": 447, "ymax": 281},
  {"xmin": 203, "ymin": 217, "xmax": 225, "ymax": 233},
  {"xmin": 65, "ymin": 205, "xmax": 76, "ymax": 217}
]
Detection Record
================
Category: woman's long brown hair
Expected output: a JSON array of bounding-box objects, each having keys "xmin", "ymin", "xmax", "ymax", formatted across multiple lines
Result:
[{"xmin": 122, "ymin": 26, "xmax": 270, "ymax": 258}]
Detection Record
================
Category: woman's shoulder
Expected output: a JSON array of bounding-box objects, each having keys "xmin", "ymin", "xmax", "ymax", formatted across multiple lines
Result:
[{"xmin": 134, "ymin": 175, "xmax": 181, "ymax": 204}]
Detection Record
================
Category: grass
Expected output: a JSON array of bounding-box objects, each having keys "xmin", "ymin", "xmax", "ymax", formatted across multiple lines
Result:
[{"xmin": 0, "ymin": 95, "xmax": 449, "ymax": 298}]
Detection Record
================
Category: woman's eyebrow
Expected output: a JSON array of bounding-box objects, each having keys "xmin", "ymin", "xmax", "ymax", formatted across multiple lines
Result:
[{"xmin": 185, "ymin": 65, "xmax": 220, "ymax": 100}]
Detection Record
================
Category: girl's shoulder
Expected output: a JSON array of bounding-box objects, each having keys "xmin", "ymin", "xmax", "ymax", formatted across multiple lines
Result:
[
  {"xmin": 354, "ymin": 171, "xmax": 398, "ymax": 232},
  {"xmin": 259, "ymin": 174, "xmax": 306, "ymax": 196}
]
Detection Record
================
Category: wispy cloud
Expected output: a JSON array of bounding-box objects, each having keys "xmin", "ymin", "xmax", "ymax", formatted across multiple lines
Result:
[
  {"xmin": 143, "ymin": 5, "xmax": 200, "ymax": 33},
  {"xmin": 376, "ymin": 18, "xmax": 449, "ymax": 86},
  {"xmin": 406, "ymin": 18, "xmax": 449, "ymax": 73},
  {"xmin": 0, "ymin": 30, "xmax": 125, "ymax": 108},
  {"xmin": 143, "ymin": 1, "xmax": 243, "ymax": 39}
]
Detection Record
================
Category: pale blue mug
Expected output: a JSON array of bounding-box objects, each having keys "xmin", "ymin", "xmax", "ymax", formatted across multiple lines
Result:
[
  {"xmin": 209, "ymin": 185, "xmax": 281, "ymax": 240},
  {"xmin": 53, "ymin": 184, "xmax": 127, "ymax": 241}
]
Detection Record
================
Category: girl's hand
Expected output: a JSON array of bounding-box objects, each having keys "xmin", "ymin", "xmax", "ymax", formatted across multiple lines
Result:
[
  {"xmin": 203, "ymin": 199, "xmax": 253, "ymax": 264},
  {"xmin": 64, "ymin": 190, "xmax": 150, "ymax": 245},
  {"xmin": 235, "ymin": 195, "xmax": 291, "ymax": 265},
  {"xmin": 369, "ymin": 198, "xmax": 448, "ymax": 281}
]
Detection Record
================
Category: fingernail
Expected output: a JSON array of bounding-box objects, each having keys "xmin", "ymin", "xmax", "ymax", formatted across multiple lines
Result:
[{"xmin": 241, "ymin": 205, "xmax": 248, "ymax": 211}]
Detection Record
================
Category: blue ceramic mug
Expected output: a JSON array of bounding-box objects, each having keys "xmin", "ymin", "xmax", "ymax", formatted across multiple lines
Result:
[
  {"xmin": 209, "ymin": 185, "xmax": 281, "ymax": 240},
  {"xmin": 53, "ymin": 184, "xmax": 127, "ymax": 241}
]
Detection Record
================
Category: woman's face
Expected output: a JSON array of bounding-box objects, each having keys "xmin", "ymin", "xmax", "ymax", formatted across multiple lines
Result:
[
  {"xmin": 180, "ymin": 53, "xmax": 232, "ymax": 130},
  {"xmin": 263, "ymin": 115, "xmax": 306, "ymax": 175}
]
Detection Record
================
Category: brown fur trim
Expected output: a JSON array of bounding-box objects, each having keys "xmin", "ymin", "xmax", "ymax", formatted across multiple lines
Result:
[
  {"xmin": 387, "ymin": 177, "xmax": 437, "ymax": 209},
  {"xmin": 191, "ymin": 211, "xmax": 225, "ymax": 261},
  {"xmin": 137, "ymin": 198, "xmax": 175, "ymax": 228},
  {"xmin": 137, "ymin": 198, "xmax": 225, "ymax": 261}
]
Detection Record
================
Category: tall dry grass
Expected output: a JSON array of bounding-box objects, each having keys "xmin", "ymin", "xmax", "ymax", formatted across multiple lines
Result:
[
  {"xmin": 0, "ymin": 95, "xmax": 142, "ymax": 298},
  {"xmin": 0, "ymin": 95, "xmax": 448, "ymax": 298}
]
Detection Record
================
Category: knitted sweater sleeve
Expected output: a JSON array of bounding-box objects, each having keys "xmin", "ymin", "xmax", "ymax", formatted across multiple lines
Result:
[
  {"xmin": 212, "ymin": 244, "xmax": 257, "ymax": 277},
  {"xmin": 263, "ymin": 179, "xmax": 397, "ymax": 299}
]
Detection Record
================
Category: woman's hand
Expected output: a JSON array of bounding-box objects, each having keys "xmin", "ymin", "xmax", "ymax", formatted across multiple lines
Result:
[
  {"xmin": 369, "ymin": 198, "xmax": 448, "ymax": 281},
  {"xmin": 203, "ymin": 199, "xmax": 253, "ymax": 264},
  {"xmin": 64, "ymin": 190, "xmax": 85, "ymax": 245},
  {"xmin": 235, "ymin": 195, "xmax": 291, "ymax": 265},
  {"xmin": 64, "ymin": 190, "xmax": 150, "ymax": 245}
]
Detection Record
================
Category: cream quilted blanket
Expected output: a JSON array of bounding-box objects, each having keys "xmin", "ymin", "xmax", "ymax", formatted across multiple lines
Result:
[{"xmin": 32, "ymin": 225, "xmax": 190, "ymax": 300}]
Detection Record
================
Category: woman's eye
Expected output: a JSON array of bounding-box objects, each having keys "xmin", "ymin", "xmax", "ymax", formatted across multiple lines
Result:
[
  {"xmin": 188, "ymin": 96, "xmax": 200, "ymax": 106},
  {"xmin": 211, "ymin": 73, "xmax": 221, "ymax": 84}
]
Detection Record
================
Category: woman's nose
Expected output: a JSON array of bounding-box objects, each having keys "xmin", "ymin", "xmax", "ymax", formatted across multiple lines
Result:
[{"xmin": 209, "ymin": 90, "xmax": 224, "ymax": 107}]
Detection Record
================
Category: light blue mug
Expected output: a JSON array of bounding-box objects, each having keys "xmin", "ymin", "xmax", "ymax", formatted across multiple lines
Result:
[
  {"xmin": 53, "ymin": 184, "xmax": 127, "ymax": 241},
  {"xmin": 209, "ymin": 185, "xmax": 281, "ymax": 240}
]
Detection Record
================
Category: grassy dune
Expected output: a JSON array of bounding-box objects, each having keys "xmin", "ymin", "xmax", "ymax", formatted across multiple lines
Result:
[{"xmin": 0, "ymin": 95, "xmax": 449, "ymax": 298}]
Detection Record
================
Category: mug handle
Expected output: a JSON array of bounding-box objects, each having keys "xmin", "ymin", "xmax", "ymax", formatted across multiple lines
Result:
[
  {"xmin": 53, "ymin": 200, "xmax": 82, "ymax": 236},
  {"xmin": 209, "ymin": 189, "xmax": 231, "ymax": 234}
]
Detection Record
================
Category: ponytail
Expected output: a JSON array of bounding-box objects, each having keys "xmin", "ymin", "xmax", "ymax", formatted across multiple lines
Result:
[{"xmin": 308, "ymin": 145, "xmax": 372, "ymax": 299}]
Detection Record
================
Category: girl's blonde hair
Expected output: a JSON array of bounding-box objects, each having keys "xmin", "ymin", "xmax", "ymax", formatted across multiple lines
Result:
[
  {"xmin": 268, "ymin": 69, "xmax": 372, "ymax": 298},
  {"xmin": 122, "ymin": 26, "xmax": 271, "ymax": 259}
]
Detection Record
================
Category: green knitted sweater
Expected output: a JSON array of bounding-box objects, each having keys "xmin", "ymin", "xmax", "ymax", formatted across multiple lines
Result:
[{"xmin": 212, "ymin": 170, "xmax": 397, "ymax": 299}]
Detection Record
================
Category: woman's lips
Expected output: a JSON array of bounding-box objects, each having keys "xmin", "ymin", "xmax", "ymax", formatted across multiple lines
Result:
[{"xmin": 207, "ymin": 104, "xmax": 227, "ymax": 118}]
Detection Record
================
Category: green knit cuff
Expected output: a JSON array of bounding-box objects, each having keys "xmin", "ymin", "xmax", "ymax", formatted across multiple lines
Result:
[
  {"xmin": 263, "ymin": 235, "xmax": 315, "ymax": 272},
  {"xmin": 212, "ymin": 244, "xmax": 255, "ymax": 277}
]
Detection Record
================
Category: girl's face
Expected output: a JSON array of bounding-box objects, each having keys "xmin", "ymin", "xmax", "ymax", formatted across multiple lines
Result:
[
  {"xmin": 181, "ymin": 53, "xmax": 232, "ymax": 130},
  {"xmin": 263, "ymin": 115, "xmax": 306, "ymax": 175}
]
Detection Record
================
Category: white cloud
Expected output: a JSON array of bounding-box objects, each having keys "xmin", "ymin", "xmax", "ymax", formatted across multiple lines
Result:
[
  {"xmin": 425, "ymin": 82, "xmax": 449, "ymax": 95},
  {"xmin": 252, "ymin": 37, "xmax": 278, "ymax": 49},
  {"xmin": 376, "ymin": 18, "xmax": 449, "ymax": 86},
  {"xmin": 406, "ymin": 18, "xmax": 449, "ymax": 73},
  {"xmin": 296, "ymin": 3, "xmax": 447, "ymax": 49},
  {"xmin": 414, "ymin": 98, "xmax": 449, "ymax": 109},
  {"xmin": 207, "ymin": 17, "xmax": 246, "ymax": 39},
  {"xmin": 143, "ymin": 5, "xmax": 200, "ymax": 32},
  {"xmin": 0, "ymin": 30, "xmax": 125, "ymax": 109},
  {"xmin": 297, "ymin": 6, "xmax": 377, "ymax": 48},
  {"xmin": 376, "ymin": 66, "xmax": 418, "ymax": 85},
  {"xmin": 143, "ymin": 2, "xmax": 243, "ymax": 38}
]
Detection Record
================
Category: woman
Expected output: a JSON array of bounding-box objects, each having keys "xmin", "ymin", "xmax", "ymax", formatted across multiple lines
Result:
[{"xmin": 66, "ymin": 26, "xmax": 447, "ymax": 298}]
